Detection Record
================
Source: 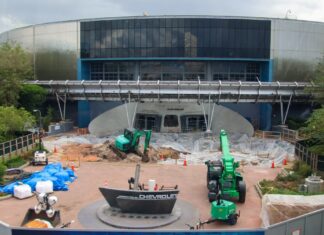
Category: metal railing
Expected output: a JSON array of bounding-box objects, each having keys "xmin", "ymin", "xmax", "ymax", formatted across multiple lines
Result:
[
  {"xmin": 25, "ymin": 80, "xmax": 314, "ymax": 103},
  {"xmin": 281, "ymin": 128, "xmax": 302, "ymax": 143},
  {"xmin": 0, "ymin": 133, "xmax": 37, "ymax": 162},
  {"xmin": 254, "ymin": 130, "xmax": 282, "ymax": 140},
  {"xmin": 255, "ymin": 128, "xmax": 320, "ymax": 171},
  {"xmin": 295, "ymin": 142, "xmax": 319, "ymax": 171}
]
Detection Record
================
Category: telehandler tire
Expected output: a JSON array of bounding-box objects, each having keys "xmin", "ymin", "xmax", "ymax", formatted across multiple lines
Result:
[{"xmin": 238, "ymin": 181, "xmax": 246, "ymax": 203}]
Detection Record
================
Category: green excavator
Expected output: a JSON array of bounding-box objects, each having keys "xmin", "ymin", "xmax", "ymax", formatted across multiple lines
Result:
[{"xmin": 110, "ymin": 128, "xmax": 152, "ymax": 162}]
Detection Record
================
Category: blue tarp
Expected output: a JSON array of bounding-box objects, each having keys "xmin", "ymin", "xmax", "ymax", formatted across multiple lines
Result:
[{"xmin": 0, "ymin": 163, "xmax": 76, "ymax": 195}]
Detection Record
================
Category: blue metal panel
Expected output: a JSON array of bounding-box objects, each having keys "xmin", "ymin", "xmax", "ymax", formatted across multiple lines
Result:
[
  {"xmin": 260, "ymin": 60, "xmax": 272, "ymax": 82},
  {"xmin": 78, "ymin": 59, "xmax": 91, "ymax": 80},
  {"xmin": 78, "ymin": 101, "xmax": 90, "ymax": 128},
  {"xmin": 259, "ymin": 60, "xmax": 272, "ymax": 130},
  {"xmin": 268, "ymin": 60, "xmax": 273, "ymax": 82},
  {"xmin": 77, "ymin": 59, "xmax": 82, "ymax": 81},
  {"xmin": 12, "ymin": 229, "xmax": 265, "ymax": 235},
  {"xmin": 77, "ymin": 58, "xmax": 91, "ymax": 128},
  {"xmin": 260, "ymin": 103, "xmax": 272, "ymax": 131},
  {"xmin": 81, "ymin": 57, "xmax": 270, "ymax": 62}
]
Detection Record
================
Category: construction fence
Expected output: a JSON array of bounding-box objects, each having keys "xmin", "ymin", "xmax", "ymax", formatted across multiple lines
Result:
[
  {"xmin": 0, "ymin": 133, "xmax": 37, "ymax": 162},
  {"xmin": 1, "ymin": 208, "xmax": 324, "ymax": 234},
  {"xmin": 255, "ymin": 128, "xmax": 321, "ymax": 172},
  {"xmin": 265, "ymin": 207, "xmax": 324, "ymax": 235}
]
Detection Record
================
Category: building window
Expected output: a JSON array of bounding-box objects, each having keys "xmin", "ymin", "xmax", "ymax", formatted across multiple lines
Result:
[
  {"xmin": 164, "ymin": 115, "xmax": 179, "ymax": 127},
  {"xmin": 181, "ymin": 115, "xmax": 207, "ymax": 132},
  {"xmin": 90, "ymin": 62, "xmax": 135, "ymax": 80},
  {"xmin": 135, "ymin": 114, "xmax": 161, "ymax": 131},
  {"xmin": 139, "ymin": 61, "xmax": 206, "ymax": 81},
  {"xmin": 81, "ymin": 18, "xmax": 270, "ymax": 59},
  {"xmin": 212, "ymin": 61, "xmax": 260, "ymax": 81}
]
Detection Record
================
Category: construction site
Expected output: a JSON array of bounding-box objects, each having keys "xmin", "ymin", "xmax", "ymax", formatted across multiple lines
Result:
[
  {"xmin": 0, "ymin": 14, "xmax": 324, "ymax": 235},
  {"xmin": 0, "ymin": 126, "xmax": 322, "ymax": 232},
  {"xmin": 0, "ymin": 79, "xmax": 322, "ymax": 234}
]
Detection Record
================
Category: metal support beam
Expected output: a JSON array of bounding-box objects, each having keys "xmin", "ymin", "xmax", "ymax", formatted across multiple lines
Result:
[
  {"xmin": 201, "ymin": 103, "xmax": 208, "ymax": 131},
  {"xmin": 131, "ymin": 102, "xmax": 138, "ymax": 128},
  {"xmin": 55, "ymin": 92, "xmax": 67, "ymax": 121},
  {"xmin": 283, "ymin": 94, "xmax": 293, "ymax": 124},
  {"xmin": 280, "ymin": 94, "xmax": 293, "ymax": 125},
  {"xmin": 207, "ymin": 102, "xmax": 216, "ymax": 131},
  {"xmin": 25, "ymin": 80, "xmax": 314, "ymax": 103},
  {"xmin": 280, "ymin": 95, "xmax": 284, "ymax": 125}
]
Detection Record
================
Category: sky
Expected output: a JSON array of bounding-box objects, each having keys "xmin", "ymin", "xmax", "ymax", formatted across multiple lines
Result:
[{"xmin": 1, "ymin": 0, "xmax": 324, "ymax": 33}]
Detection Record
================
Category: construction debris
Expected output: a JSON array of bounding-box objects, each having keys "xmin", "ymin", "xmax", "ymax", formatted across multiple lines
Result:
[{"xmin": 42, "ymin": 132, "xmax": 295, "ymax": 166}]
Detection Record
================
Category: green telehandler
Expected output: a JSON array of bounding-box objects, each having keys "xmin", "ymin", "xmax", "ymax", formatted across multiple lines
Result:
[
  {"xmin": 205, "ymin": 129, "xmax": 246, "ymax": 203},
  {"xmin": 110, "ymin": 128, "xmax": 152, "ymax": 162},
  {"xmin": 198, "ymin": 129, "xmax": 246, "ymax": 226}
]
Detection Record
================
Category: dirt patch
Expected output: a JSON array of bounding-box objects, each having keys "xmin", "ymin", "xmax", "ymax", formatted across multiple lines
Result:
[{"xmin": 58, "ymin": 141, "xmax": 181, "ymax": 164}]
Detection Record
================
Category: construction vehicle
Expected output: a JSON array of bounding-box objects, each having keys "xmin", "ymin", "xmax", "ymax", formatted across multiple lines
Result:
[
  {"xmin": 191, "ymin": 129, "xmax": 244, "ymax": 227},
  {"xmin": 205, "ymin": 129, "xmax": 246, "ymax": 203},
  {"xmin": 188, "ymin": 186, "xmax": 240, "ymax": 228},
  {"xmin": 22, "ymin": 192, "xmax": 61, "ymax": 228},
  {"xmin": 31, "ymin": 131, "xmax": 48, "ymax": 166},
  {"xmin": 110, "ymin": 128, "xmax": 152, "ymax": 162},
  {"xmin": 188, "ymin": 188, "xmax": 240, "ymax": 228}
]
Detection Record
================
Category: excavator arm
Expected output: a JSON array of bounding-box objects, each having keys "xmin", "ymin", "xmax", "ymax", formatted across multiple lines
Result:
[
  {"xmin": 143, "ymin": 130, "xmax": 152, "ymax": 153},
  {"xmin": 131, "ymin": 129, "xmax": 152, "ymax": 162}
]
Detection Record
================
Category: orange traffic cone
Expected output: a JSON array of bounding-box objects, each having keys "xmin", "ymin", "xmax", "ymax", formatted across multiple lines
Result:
[
  {"xmin": 53, "ymin": 145, "xmax": 57, "ymax": 153},
  {"xmin": 71, "ymin": 162, "xmax": 75, "ymax": 172},
  {"xmin": 283, "ymin": 159, "xmax": 287, "ymax": 166},
  {"xmin": 271, "ymin": 160, "xmax": 275, "ymax": 169},
  {"xmin": 183, "ymin": 159, "xmax": 187, "ymax": 167}
]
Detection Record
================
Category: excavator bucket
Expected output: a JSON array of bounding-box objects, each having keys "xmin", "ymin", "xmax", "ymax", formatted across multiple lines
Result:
[{"xmin": 21, "ymin": 209, "xmax": 61, "ymax": 228}]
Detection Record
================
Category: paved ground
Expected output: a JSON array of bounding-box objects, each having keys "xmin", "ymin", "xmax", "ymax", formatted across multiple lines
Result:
[{"xmin": 0, "ymin": 162, "xmax": 281, "ymax": 230}]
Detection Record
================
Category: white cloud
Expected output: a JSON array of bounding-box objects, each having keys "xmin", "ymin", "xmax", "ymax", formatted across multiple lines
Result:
[
  {"xmin": 0, "ymin": 0, "xmax": 324, "ymax": 33},
  {"xmin": 0, "ymin": 15, "xmax": 25, "ymax": 33}
]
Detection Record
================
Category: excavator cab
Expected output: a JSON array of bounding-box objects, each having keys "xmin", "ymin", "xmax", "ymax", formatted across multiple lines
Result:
[{"xmin": 112, "ymin": 128, "xmax": 152, "ymax": 162}]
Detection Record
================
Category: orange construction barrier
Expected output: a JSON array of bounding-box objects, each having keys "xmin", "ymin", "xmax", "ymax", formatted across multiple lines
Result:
[
  {"xmin": 283, "ymin": 158, "xmax": 287, "ymax": 165},
  {"xmin": 71, "ymin": 163, "xmax": 75, "ymax": 172}
]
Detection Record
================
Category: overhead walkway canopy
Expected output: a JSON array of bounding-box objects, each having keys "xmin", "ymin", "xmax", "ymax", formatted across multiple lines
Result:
[{"xmin": 26, "ymin": 80, "xmax": 313, "ymax": 103}]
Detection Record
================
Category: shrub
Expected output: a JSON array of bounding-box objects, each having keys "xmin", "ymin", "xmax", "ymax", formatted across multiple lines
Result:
[
  {"xmin": 5, "ymin": 156, "xmax": 26, "ymax": 169},
  {"xmin": 292, "ymin": 161, "xmax": 312, "ymax": 178},
  {"xmin": 276, "ymin": 172, "xmax": 300, "ymax": 182},
  {"xmin": 298, "ymin": 163, "xmax": 312, "ymax": 178},
  {"xmin": 0, "ymin": 163, "xmax": 7, "ymax": 182}
]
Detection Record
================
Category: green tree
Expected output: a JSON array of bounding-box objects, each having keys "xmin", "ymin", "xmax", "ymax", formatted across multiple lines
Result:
[
  {"xmin": 301, "ymin": 108, "xmax": 324, "ymax": 154},
  {"xmin": 18, "ymin": 84, "xmax": 47, "ymax": 112},
  {"xmin": 0, "ymin": 43, "xmax": 33, "ymax": 106},
  {"xmin": 301, "ymin": 57, "xmax": 324, "ymax": 154},
  {"xmin": 0, "ymin": 106, "xmax": 35, "ymax": 141},
  {"xmin": 311, "ymin": 57, "xmax": 324, "ymax": 103},
  {"xmin": 43, "ymin": 106, "xmax": 55, "ymax": 131}
]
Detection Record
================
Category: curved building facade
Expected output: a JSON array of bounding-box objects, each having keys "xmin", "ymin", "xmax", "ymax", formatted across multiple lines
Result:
[{"xmin": 1, "ymin": 16, "xmax": 323, "ymax": 134}]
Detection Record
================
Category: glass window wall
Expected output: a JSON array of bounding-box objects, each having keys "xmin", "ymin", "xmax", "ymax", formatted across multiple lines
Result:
[{"xmin": 81, "ymin": 18, "xmax": 270, "ymax": 59}]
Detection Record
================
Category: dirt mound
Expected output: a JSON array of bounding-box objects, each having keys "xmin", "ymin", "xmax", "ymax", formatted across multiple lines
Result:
[{"xmin": 59, "ymin": 141, "xmax": 173, "ymax": 163}]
